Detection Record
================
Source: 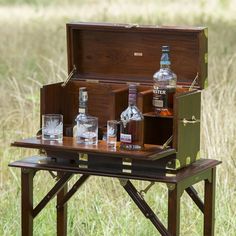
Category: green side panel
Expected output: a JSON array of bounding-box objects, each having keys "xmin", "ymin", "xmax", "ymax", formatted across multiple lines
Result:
[{"xmin": 176, "ymin": 91, "xmax": 201, "ymax": 168}]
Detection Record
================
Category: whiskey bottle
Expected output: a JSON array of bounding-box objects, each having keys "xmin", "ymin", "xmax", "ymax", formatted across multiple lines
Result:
[
  {"xmin": 120, "ymin": 84, "xmax": 144, "ymax": 150},
  {"xmin": 153, "ymin": 46, "xmax": 177, "ymax": 116}
]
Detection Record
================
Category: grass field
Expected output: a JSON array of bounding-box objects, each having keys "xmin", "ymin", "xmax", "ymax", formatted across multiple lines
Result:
[{"xmin": 0, "ymin": 0, "xmax": 236, "ymax": 235}]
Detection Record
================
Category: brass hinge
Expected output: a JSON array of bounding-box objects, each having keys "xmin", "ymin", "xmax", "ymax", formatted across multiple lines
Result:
[
  {"xmin": 119, "ymin": 178, "xmax": 128, "ymax": 186},
  {"xmin": 166, "ymin": 183, "xmax": 176, "ymax": 190},
  {"xmin": 166, "ymin": 159, "xmax": 181, "ymax": 170}
]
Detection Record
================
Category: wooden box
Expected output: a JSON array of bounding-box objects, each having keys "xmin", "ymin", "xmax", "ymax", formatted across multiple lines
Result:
[{"xmin": 12, "ymin": 22, "xmax": 207, "ymax": 172}]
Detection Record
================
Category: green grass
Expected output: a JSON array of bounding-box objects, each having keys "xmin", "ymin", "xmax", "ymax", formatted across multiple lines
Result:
[{"xmin": 0, "ymin": 0, "xmax": 236, "ymax": 235}]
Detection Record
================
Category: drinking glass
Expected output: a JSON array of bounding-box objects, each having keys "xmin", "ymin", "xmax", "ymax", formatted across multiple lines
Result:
[
  {"xmin": 42, "ymin": 114, "xmax": 63, "ymax": 141},
  {"xmin": 107, "ymin": 120, "xmax": 118, "ymax": 149},
  {"xmin": 77, "ymin": 116, "xmax": 98, "ymax": 145}
]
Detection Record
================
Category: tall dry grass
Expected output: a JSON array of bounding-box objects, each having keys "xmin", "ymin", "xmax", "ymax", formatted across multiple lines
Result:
[{"xmin": 0, "ymin": 0, "xmax": 236, "ymax": 235}]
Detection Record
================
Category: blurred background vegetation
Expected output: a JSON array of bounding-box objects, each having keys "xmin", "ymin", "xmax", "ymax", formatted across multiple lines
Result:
[{"xmin": 0, "ymin": 0, "xmax": 236, "ymax": 235}]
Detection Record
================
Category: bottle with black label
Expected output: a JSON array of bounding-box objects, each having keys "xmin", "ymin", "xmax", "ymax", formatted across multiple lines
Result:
[
  {"xmin": 120, "ymin": 84, "xmax": 144, "ymax": 150},
  {"xmin": 153, "ymin": 46, "xmax": 177, "ymax": 116}
]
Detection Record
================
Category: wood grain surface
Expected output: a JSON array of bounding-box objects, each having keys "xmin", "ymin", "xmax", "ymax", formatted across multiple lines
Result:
[{"xmin": 11, "ymin": 137, "xmax": 176, "ymax": 160}]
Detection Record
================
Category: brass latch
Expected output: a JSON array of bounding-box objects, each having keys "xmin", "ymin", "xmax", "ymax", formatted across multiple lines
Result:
[
  {"xmin": 78, "ymin": 153, "xmax": 88, "ymax": 162},
  {"xmin": 61, "ymin": 65, "xmax": 76, "ymax": 87},
  {"xmin": 181, "ymin": 116, "xmax": 200, "ymax": 126},
  {"xmin": 78, "ymin": 153, "xmax": 88, "ymax": 169}
]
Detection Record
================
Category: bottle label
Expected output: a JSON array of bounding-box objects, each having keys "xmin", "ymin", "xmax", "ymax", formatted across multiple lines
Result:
[
  {"xmin": 79, "ymin": 108, "xmax": 86, "ymax": 113},
  {"xmin": 120, "ymin": 133, "xmax": 132, "ymax": 143},
  {"xmin": 82, "ymin": 92, "xmax": 88, "ymax": 101},
  {"xmin": 153, "ymin": 89, "xmax": 168, "ymax": 108}
]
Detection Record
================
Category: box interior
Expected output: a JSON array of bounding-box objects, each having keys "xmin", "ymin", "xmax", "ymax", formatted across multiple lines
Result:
[
  {"xmin": 67, "ymin": 23, "xmax": 207, "ymax": 89},
  {"xmin": 41, "ymin": 81, "xmax": 191, "ymax": 148}
]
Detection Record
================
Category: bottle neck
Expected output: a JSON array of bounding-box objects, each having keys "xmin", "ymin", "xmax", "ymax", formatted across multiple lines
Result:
[
  {"xmin": 128, "ymin": 84, "xmax": 137, "ymax": 106},
  {"xmin": 79, "ymin": 89, "xmax": 88, "ymax": 114},
  {"xmin": 128, "ymin": 93, "xmax": 137, "ymax": 106},
  {"xmin": 160, "ymin": 51, "xmax": 171, "ymax": 69}
]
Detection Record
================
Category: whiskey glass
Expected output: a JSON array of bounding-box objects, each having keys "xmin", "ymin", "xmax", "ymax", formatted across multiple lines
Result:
[
  {"xmin": 42, "ymin": 114, "xmax": 63, "ymax": 141},
  {"xmin": 77, "ymin": 116, "xmax": 98, "ymax": 145}
]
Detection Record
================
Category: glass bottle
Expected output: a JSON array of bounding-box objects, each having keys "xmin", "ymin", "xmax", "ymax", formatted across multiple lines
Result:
[
  {"xmin": 75, "ymin": 87, "xmax": 98, "ymax": 145},
  {"xmin": 73, "ymin": 87, "xmax": 88, "ymax": 137},
  {"xmin": 153, "ymin": 46, "xmax": 177, "ymax": 116},
  {"xmin": 120, "ymin": 84, "xmax": 144, "ymax": 150}
]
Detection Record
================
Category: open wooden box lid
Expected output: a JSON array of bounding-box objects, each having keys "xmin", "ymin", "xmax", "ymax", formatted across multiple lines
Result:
[{"xmin": 67, "ymin": 22, "xmax": 207, "ymax": 89}]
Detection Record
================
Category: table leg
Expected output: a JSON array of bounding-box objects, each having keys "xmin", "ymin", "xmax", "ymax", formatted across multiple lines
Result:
[
  {"xmin": 57, "ymin": 172, "xmax": 68, "ymax": 236},
  {"xmin": 168, "ymin": 184, "xmax": 181, "ymax": 236},
  {"xmin": 21, "ymin": 169, "xmax": 34, "ymax": 236},
  {"xmin": 204, "ymin": 168, "xmax": 216, "ymax": 236},
  {"xmin": 121, "ymin": 179, "xmax": 170, "ymax": 235}
]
